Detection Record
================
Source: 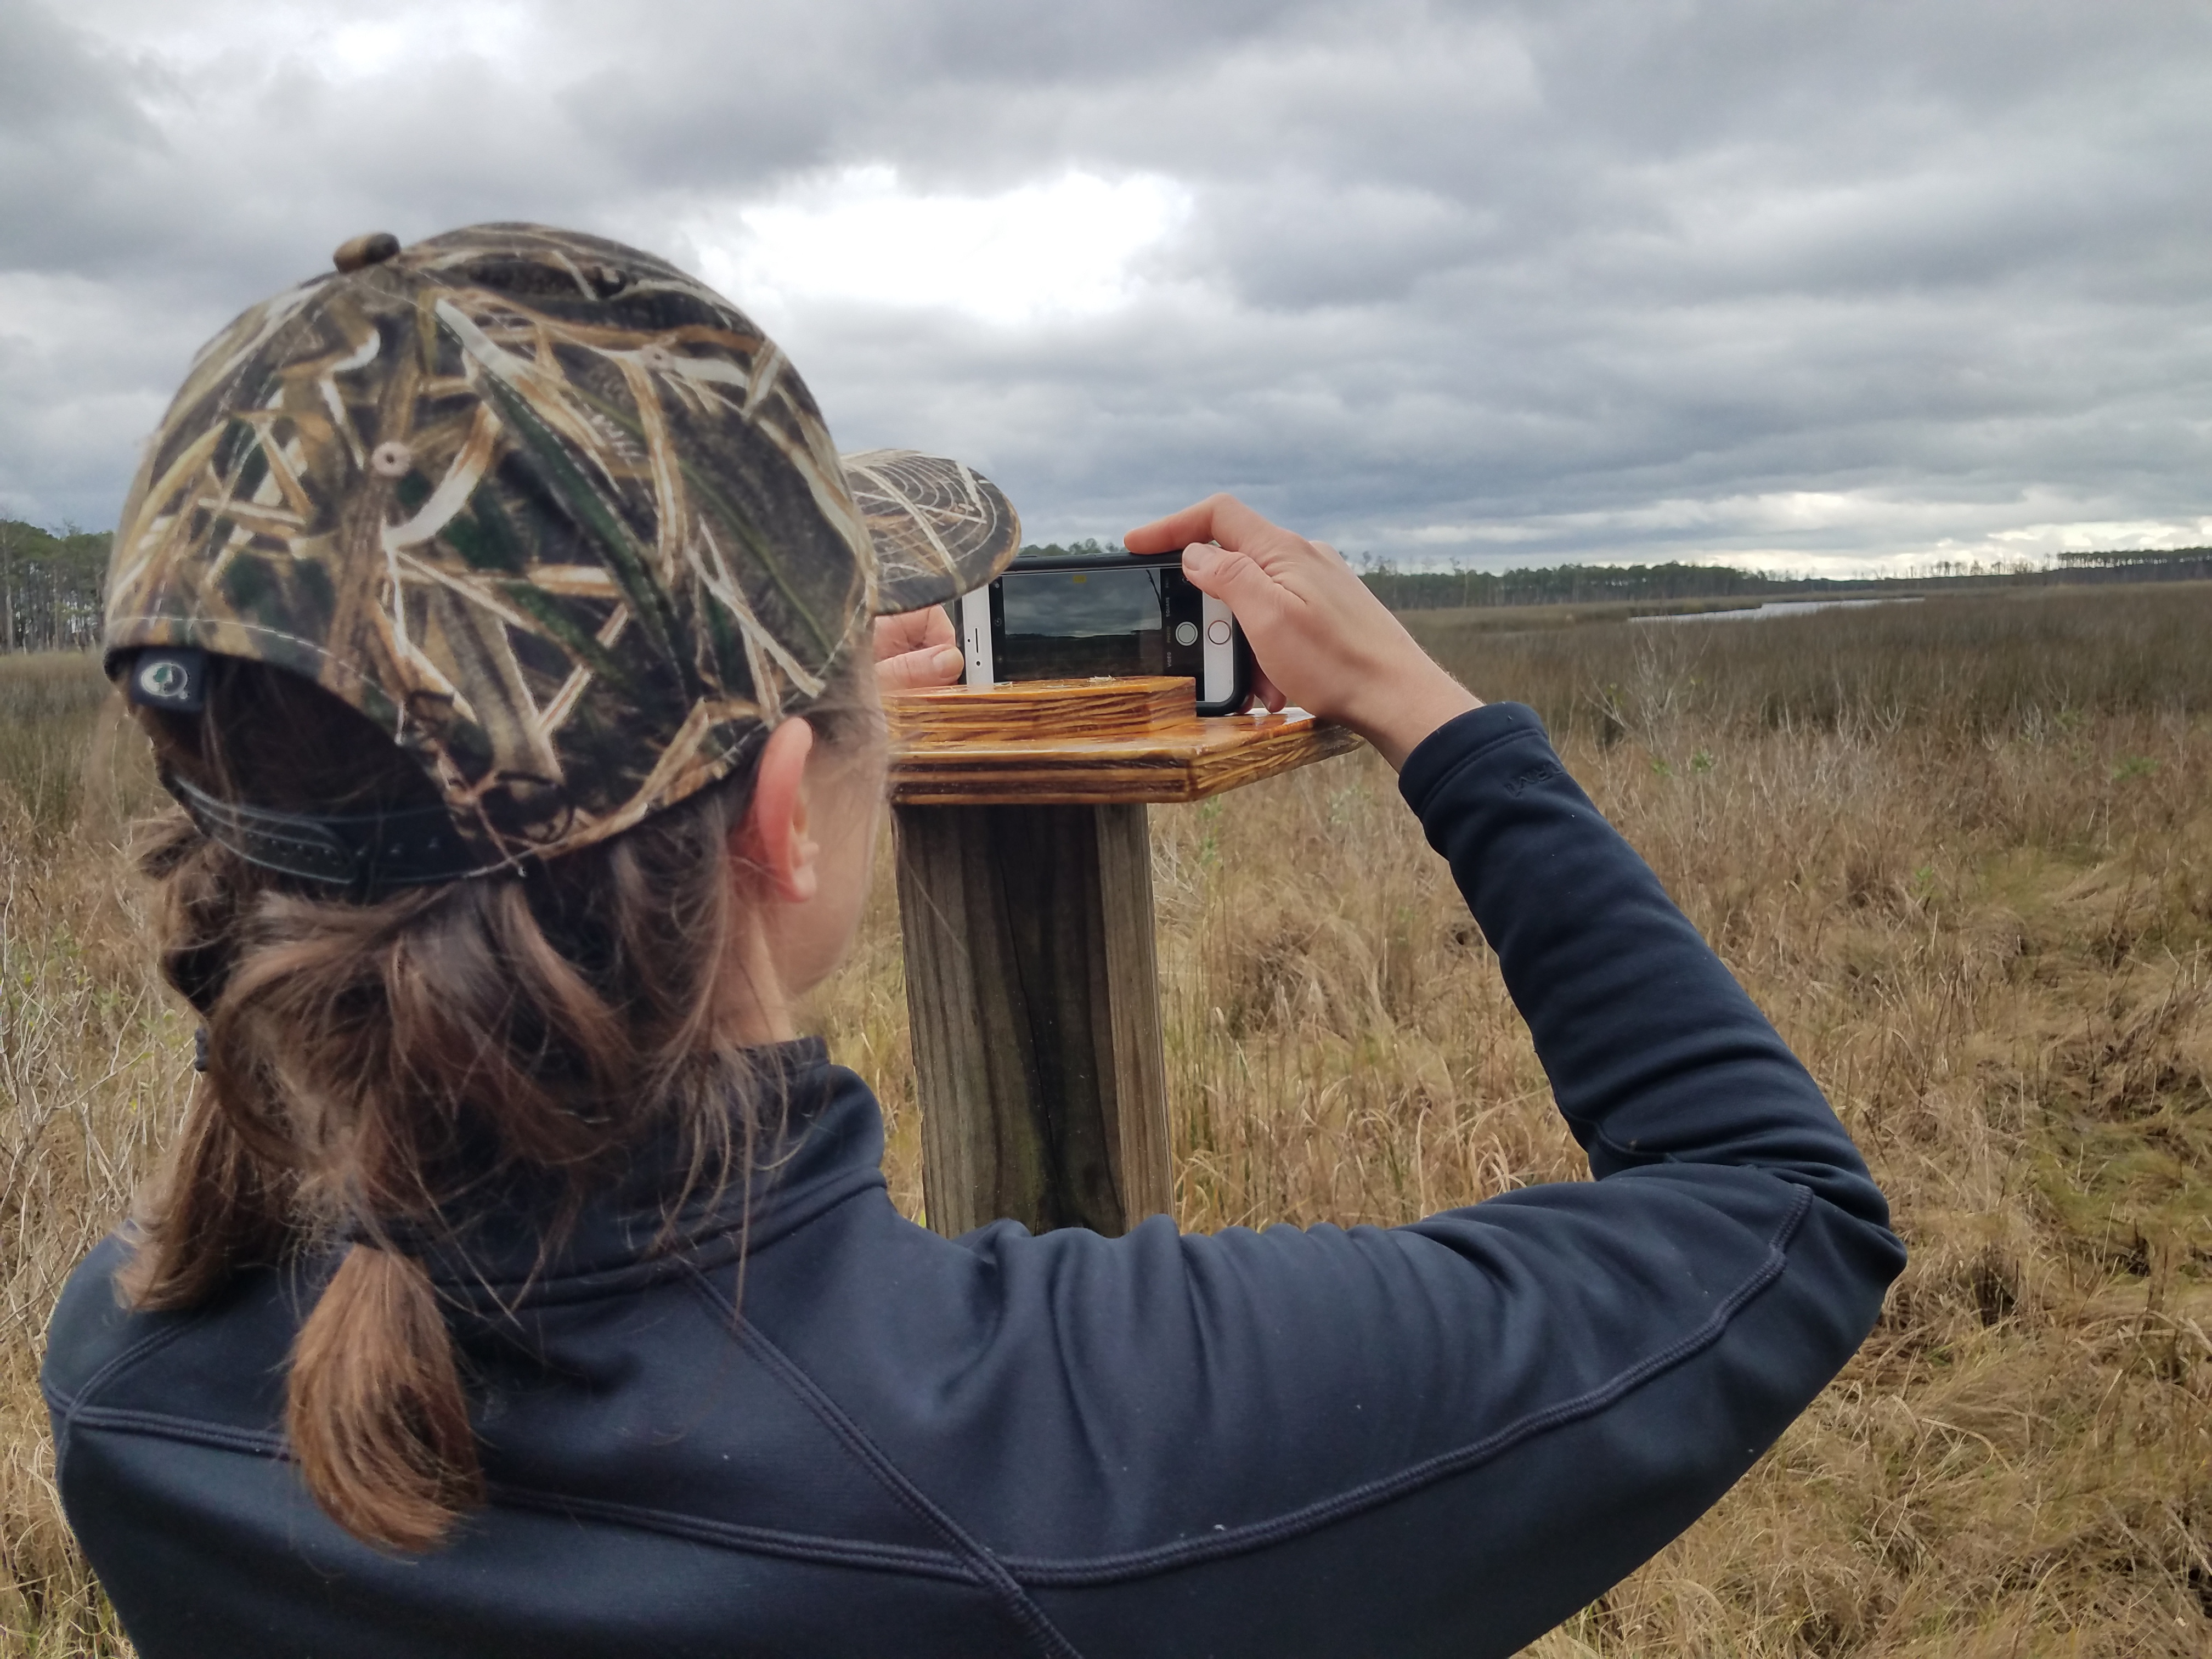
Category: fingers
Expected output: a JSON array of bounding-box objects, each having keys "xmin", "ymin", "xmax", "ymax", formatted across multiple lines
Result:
[
  {"xmin": 1122, "ymin": 490, "xmax": 1476, "ymax": 761},
  {"xmin": 1122, "ymin": 496, "xmax": 1218, "ymax": 555},
  {"xmin": 871, "ymin": 610, "xmax": 963, "ymax": 690},
  {"xmin": 875, "ymin": 643, "xmax": 966, "ymax": 692},
  {"xmin": 1123, "ymin": 493, "xmax": 1274, "ymax": 556},
  {"xmin": 1179, "ymin": 538, "xmax": 1291, "ymax": 627},
  {"xmin": 874, "ymin": 608, "xmax": 955, "ymax": 661}
]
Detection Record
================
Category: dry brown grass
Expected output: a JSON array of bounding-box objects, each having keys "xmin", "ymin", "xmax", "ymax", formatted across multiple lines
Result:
[
  {"xmin": 1404, "ymin": 583, "xmax": 2212, "ymax": 744},
  {"xmin": 0, "ymin": 656, "xmax": 178, "ymax": 1655},
  {"xmin": 4, "ymin": 583, "xmax": 2210, "ymax": 1654}
]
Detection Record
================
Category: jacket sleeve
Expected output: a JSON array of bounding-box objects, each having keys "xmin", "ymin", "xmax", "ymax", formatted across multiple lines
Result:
[
  {"xmin": 1401, "ymin": 703, "xmax": 1892, "ymax": 1223},
  {"xmin": 929, "ymin": 703, "xmax": 1906, "ymax": 1658}
]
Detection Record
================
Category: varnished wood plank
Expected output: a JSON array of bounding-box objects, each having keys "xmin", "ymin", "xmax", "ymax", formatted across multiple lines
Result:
[
  {"xmin": 886, "ymin": 703, "xmax": 1364, "ymax": 806},
  {"xmin": 887, "ymin": 715, "xmax": 1362, "ymax": 804},
  {"xmin": 888, "ymin": 676, "xmax": 1195, "ymax": 744},
  {"xmin": 894, "ymin": 802, "xmax": 1170, "ymax": 1238}
]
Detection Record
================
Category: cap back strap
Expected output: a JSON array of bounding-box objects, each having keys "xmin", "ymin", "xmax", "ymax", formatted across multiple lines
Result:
[{"xmin": 165, "ymin": 772, "xmax": 493, "ymax": 894}]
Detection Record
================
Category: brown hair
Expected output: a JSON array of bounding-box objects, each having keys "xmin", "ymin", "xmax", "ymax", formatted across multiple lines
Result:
[{"xmin": 120, "ymin": 653, "xmax": 877, "ymax": 1552}]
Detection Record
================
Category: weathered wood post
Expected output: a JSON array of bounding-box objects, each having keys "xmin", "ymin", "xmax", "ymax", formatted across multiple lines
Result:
[{"xmin": 884, "ymin": 678, "xmax": 1359, "ymax": 1238}]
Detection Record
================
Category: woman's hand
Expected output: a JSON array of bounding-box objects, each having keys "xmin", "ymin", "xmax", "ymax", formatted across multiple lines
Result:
[
  {"xmin": 1124, "ymin": 495, "xmax": 1480, "ymax": 769},
  {"xmin": 872, "ymin": 608, "xmax": 965, "ymax": 692}
]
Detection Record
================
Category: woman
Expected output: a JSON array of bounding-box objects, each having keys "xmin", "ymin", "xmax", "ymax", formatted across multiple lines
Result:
[{"xmin": 44, "ymin": 223, "xmax": 1902, "ymax": 1658}]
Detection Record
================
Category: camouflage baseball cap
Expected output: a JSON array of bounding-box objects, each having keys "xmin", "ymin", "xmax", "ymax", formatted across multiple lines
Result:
[{"xmin": 104, "ymin": 223, "xmax": 1019, "ymax": 879}]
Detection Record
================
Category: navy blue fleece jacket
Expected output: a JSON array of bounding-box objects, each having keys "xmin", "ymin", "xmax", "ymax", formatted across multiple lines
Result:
[{"xmin": 42, "ymin": 702, "xmax": 1904, "ymax": 1657}]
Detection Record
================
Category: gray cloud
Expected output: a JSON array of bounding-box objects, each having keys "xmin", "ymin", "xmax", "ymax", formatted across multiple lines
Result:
[{"xmin": 3, "ymin": 0, "xmax": 2209, "ymax": 571}]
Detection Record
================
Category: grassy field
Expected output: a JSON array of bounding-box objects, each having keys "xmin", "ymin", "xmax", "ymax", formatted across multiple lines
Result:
[{"xmin": 3, "ymin": 583, "xmax": 2209, "ymax": 1655}]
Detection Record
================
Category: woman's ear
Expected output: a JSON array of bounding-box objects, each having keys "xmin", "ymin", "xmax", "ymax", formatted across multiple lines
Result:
[{"xmin": 735, "ymin": 719, "xmax": 820, "ymax": 904}]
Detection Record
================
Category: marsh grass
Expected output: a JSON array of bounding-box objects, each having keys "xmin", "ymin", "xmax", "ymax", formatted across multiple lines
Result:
[
  {"xmin": 1407, "ymin": 583, "xmax": 2212, "ymax": 743},
  {"xmin": 0, "ymin": 656, "xmax": 176, "ymax": 1654},
  {"xmin": 4, "ymin": 584, "xmax": 2210, "ymax": 1655}
]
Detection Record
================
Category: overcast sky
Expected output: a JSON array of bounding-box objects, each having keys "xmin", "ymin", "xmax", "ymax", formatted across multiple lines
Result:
[{"xmin": 4, "ymin": 0, "xmax": 2209, "ymax": 572}]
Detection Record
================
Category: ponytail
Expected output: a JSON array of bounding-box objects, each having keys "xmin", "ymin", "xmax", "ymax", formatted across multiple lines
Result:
[{"xmin": 288, "ymin": 1243, "xmax": 482, "ymax": 1552}]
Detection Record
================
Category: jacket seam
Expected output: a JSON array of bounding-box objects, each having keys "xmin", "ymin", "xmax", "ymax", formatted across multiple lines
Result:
[
  {"xmin": 684, "ymin": 1264, "xmax": 1086, "ymax": 1659},
  {"xmin": 55, "ymin": 1407, "xmax": 988, "ymax": 1584},
  {"xmin": 484, "ymin": 1484, "xmax": 979, "ymax": 1582},
  {"xmin": 1001, "ymin": 1185, "xmax": 1816, "ymax": 1585},
  {"xmin": 44, "ymin": 1316, "xmax": 200, "ymax": 1466},
  {"xmin": 56, "ymin": 1312, "xmax": 198, "ymax": 1409},
  {"xmin": 59, "ymin": 1404, "xmax": 289, "ymax": 1459}
]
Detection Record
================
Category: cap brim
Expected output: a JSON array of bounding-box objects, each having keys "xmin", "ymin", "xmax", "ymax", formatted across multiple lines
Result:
[{"xmin": 840, "ymin": 449, "xmax": 1022, "ymax": 614}]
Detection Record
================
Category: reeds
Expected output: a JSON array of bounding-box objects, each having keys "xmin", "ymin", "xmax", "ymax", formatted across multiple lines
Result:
[
  {"xmin": 3, "ymin": 582, "xmax": 2209, "ymax": 1654},
  {"xmin": 1407, "ymin": 582, "xmax": 2212, "ymax": 743},
  {"xmin": 0, "ymin": 655, "xmax": 176, "ymax": 1654}
]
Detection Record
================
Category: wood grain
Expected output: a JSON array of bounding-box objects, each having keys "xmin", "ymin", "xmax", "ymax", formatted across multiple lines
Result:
[
  {"xmin": 887, "ymin": 677, "xmax": 1196, "ymax": 744},
  {"xmin": 884, "ymin": 679, "xmax": 1364, "ymax": 806},
  {"xmin": 894, "ymin": 802, "xmax": 1171, "ymax": 1238}
]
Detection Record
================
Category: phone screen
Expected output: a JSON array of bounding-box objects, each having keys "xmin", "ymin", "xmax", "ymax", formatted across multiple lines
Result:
[{"xmin": 995, "ymin": 567, "xmax": 1168, "ymax": 680}]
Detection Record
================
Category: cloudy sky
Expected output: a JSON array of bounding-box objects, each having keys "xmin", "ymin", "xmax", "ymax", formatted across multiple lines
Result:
[{"xmin": 3, "ymin": 0, "xmax": 2209, "ymax": 573}]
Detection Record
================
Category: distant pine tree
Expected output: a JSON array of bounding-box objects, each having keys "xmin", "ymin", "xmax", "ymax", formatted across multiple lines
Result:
[{"xmin": 0, "ymin": 521, "xmax": 109, "ymax": 652}]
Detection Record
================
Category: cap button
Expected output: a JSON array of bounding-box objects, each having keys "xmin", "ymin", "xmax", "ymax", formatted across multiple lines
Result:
[{"xmin": 333, "ymin": 232, "xmax": 402, "ymax": 274}]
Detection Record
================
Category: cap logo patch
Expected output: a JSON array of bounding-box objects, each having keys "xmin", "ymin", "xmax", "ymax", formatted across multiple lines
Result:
[{"xmin": 131, "ymin": 648, "xmax": 207, "ymax": 713}]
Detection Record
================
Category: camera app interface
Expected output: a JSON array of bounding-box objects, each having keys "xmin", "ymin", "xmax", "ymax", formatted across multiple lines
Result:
[{"xmin": 998, "ymin": 567, "xmax": 1167, "ymax": 680}]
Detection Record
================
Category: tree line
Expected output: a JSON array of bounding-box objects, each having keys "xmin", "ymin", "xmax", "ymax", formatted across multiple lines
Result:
[
  {"xmin": 0, "ymin": 520, "xmax": 108, "ymax": 653},
  {"xmin": 1353, "ymin": 548, "xmax": 2212, "ymax": 610},
  {"xmin": 1024, "ymin": 540, "xmax": 2212, "ymax": 612},
  {"xmin": 1358, "ymin": 560, "xmax": 1791, "ymax": 610},
  {"xmin": 2053, "ymin": 545, "xmax": 2212, "ymax": 568}
]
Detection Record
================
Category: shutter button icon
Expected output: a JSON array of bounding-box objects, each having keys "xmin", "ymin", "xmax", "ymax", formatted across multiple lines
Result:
[{"xmin": 1174, "ymin": 622, "xmax": 1200, "ymax": 646}]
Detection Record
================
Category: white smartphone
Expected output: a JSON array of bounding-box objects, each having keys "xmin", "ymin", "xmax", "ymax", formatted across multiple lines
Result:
[{"xmin": 956, "ymin": 553, "xmax": 1252, "ymax": 715}]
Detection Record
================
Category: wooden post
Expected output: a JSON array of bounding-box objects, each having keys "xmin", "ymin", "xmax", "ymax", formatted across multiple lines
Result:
[
  {"xmin": 885, "ymin": 678, "xmax": 1359, "ymax": 1241},
  {"xmin": 894, "ymin": 802, "xmax": 1169, "ymax": 1238}
]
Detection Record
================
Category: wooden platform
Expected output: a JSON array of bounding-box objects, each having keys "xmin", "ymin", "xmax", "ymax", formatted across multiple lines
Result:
[{"xmin": 884, "ymin": 676, "xmax": 1363, "ymax": 806}]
